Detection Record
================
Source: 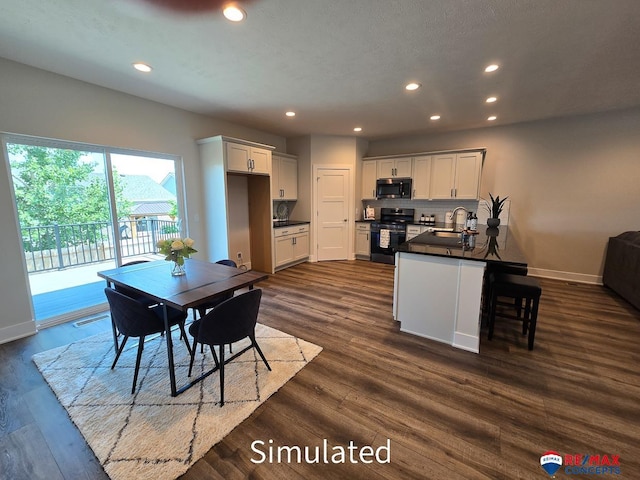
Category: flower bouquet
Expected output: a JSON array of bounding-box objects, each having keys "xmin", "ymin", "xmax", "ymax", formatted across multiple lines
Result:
[{"xmin": 157, "ymin": 237, "xmax": 197, "ymax": 275}]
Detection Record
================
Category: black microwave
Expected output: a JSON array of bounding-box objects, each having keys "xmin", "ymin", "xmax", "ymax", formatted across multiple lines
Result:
[{"xmin": 376, "ymin": 178, "xmax": 412, "ymax": 199}]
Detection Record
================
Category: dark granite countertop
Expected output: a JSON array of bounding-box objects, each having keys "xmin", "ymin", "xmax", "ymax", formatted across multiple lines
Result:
[
  {"xmin": 273, "ymin": 220, "xmax": 310, "ymax": 227},
  {"xmin": 396, "ymin": 224, "xmax": 527, "ymax": 266}
]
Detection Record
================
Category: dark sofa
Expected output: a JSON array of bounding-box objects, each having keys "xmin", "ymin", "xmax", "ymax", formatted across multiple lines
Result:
[{"xmin": 603, "ymin": 231, "xmax": 640, "ymax": 311}]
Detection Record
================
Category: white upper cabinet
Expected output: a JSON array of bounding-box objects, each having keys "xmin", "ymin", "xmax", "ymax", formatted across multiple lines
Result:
[
  {"xmin": 430, "ymin": 151, "xmax": 482, "ymax": 200},
  {"xmin": 361, "ymin": 161, "xmax": 377, "ymax": 199},
  {"xmin": 272, "ymin": 153, "xmax": 298, "ymax": 200},
  {"xmin": 377, "ymin": 157, "xmax": 412, "ymax": 178},
  {"xmin": 411, "ymin": 155, "xmax": 432, "ymax": 199},
  {"xmin": 226, "ymin": 141, "xmax": 271, "ymax": 175},
  {"xmin": 454, "ymin": 151, "xmax": 483, "ymax": 199}
]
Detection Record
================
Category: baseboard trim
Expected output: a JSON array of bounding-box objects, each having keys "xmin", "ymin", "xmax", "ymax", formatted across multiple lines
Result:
[
  {"xmin": 0, "ymin": 319, "xmax": 37, "ymax": 345},
  {"xmin": 527, "ymin": 267, "xmax": 602, "ymax": 285}
]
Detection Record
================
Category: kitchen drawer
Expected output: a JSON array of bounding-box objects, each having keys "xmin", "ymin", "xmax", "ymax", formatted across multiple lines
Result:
[
  {"xmin": 274, "ymin": 224, "xmax": 309, "ymax": 238},
  {"xmin": 356, "ymin": 223, "xmax": 371, "ymax": 232}
]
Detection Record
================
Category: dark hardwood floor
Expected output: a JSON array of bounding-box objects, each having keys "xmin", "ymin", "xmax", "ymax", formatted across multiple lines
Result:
[{"xmin": 1, "ymin": 260, "xmax": 639, "ymax": 479}]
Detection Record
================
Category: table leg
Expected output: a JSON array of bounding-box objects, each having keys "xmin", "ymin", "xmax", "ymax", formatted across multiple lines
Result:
[
  {"xmin": 106, "ymin": 281, "xmax": 120, "ymax": 353},
  {"xmin": 163, "ymin": 304, "xmax": 177, "ymax": 397}
]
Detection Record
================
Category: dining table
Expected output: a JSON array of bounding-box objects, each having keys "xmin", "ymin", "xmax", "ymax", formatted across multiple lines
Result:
[{"xmin": 97, "ymin": 258, "xmax": 269, "ymax": 396}]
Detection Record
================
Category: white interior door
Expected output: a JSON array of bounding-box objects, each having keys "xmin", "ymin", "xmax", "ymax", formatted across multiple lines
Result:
[{"xmin": 316, "ymin": 167, "xmax": 351, "ymax": 261}]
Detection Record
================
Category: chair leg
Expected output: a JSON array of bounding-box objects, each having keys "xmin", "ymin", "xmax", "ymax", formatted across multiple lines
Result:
[
  {"xmin": 111, "ymin": 335, "xmax": 129, "ymax": 369},
  {"xmin": 178, "ymin": 321, "xmax": 192, "ymax": 357},
  {"xmin": 210, "ymin": 345, "xmax": 219, "ymax": 368},
  {"xmin": 251, "ymin": 337, "xmax": 271, "ymax": 371},
  {"xmin": 218, "ymin": 345, "xmax": 225, "ymax": 407},
  {"xmin": 528, "ymin": 298, "xmax": 539, "ymax": 350},
  {"xmin": 132, "ymin": 336, "xmax": 145, "ymax": 394},
  {"xmin": 488, "ymin": 290, "xmax": 498, "ymax": 340}
]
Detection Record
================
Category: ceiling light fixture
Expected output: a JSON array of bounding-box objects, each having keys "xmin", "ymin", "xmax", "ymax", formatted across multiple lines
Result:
[
  {"xmin": 285, "ymin": 111, "xmax": 296, "ymax": 117},
  {"xmin": 484, "ymin": 64, "xmax": 499, "ymax": 73},
  {"xmin": 430, "ymin": 115, "xmax": 441, "ymax": 120},
  {"xmin": 405, "ymin": 83, "xmax": 421, "ymax": 91},
  {"xmin": 223, "ymin": 4, "xmax": 246, "ymax": 22},
  {"xmin": 487, "ymin": 116, "xmax": 497, "ymax": 121},
  {"xmin": 486, "ymin": 96, "xmax": 497, "ymax": 103},
  {"xmin": 353, "ymin": 127, "xmax": 362, "ymax": 132},
  {"xmin": 133, "ymin": 62, "xmax": 152, "ymax": 73}
]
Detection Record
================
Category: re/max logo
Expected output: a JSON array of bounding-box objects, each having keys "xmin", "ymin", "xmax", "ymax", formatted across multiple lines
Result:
[{"xmin": 564, "ymin": 454, "xmax": 620, "ymax": 466}]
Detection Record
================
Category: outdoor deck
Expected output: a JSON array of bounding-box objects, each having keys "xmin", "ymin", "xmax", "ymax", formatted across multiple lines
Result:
[{"xmin": 30, "ymin": 256, "xmax": 158, "ymax": 324}]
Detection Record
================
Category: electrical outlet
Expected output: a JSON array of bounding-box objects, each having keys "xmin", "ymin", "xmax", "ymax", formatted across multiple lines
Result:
[{"xmin": 237, "ymin": 252, "xmax": 242, "ymax": 260}]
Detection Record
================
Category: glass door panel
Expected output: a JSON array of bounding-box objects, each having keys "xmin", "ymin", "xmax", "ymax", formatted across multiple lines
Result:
[
  {"xmin": 109, "ymin": 153, "xmax": 180, "ymax": 265},
  {"xmin": 6, "ymin": 141, "xmax": 115, "ymax": 324}
]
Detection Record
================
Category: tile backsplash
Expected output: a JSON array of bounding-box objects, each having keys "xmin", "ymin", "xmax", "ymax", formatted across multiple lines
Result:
[
  {"xmin": 360, "ymin": 199, "xmax": 480, "ymax": 223},
  {"xmin": 360, "ymin": 198, "xmax": 510, "ymax": 225}
]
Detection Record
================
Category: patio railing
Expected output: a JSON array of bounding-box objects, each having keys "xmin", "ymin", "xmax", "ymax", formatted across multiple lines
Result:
[{"xmin": 22, "ymin": 219, "xmax": 180, "ymax": 273}]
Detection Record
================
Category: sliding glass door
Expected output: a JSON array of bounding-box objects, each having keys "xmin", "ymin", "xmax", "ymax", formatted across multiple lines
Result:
[{"xmin": 3, "ymin": 134, "xmax": 182, "ymax": 326}]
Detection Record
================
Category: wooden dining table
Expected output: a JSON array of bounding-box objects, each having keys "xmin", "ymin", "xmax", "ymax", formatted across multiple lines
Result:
[{"xmin": 97, "ymin": 259, "xmax": 269, "ymax": 396}]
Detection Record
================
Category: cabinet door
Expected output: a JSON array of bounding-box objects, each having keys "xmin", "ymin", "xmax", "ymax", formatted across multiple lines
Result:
[
  {"xmin": 412, "ymin": 155, "xmax": 431, "ymax": 199},
  {"xmin": 271, "ymin": 157, "xmax": 282, "ymax": 199},
  {"xmin": 361, "ymin": 161, "xmax": 377, "ymax": 199},
  {"xmin": 430, "ymin": 153, "xmax": 456, "ymax": 199},
  {"xmin": 377, "ymin": 159, "xmax": 395, "ymax": 178},
  {"xmin": 394, "ymin": 157, "xmax": 413, "ymax": 177},
  {"xmin": 274, "ymin": 235, "xmax": 294, "ymax": 267},
  {"xmin": 355, "ymin": 230, "xmax": 370, "ymax": 256},
  {"xmin": 453, "ymin": 151, "xmax": 482, "ymax": 200},
  {"xmin": 279, "ymin": 157, "xmax": 298, "ymax": 199},
  {"xmin": 250, "ymin": 147, "xmax": 271, "ymax": 175},
  {"xmin": 226, "ymin": 142, "xmax": 252, "ymax": 172},
  {"xmin": 292, "ymin": 232, "xmax": 310, "ymax": 260}
]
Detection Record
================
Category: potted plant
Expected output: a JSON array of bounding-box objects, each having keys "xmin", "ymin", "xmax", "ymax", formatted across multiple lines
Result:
[{"xmin": 485, "ymin": 193, "xmax": 508, "ymax": 227}]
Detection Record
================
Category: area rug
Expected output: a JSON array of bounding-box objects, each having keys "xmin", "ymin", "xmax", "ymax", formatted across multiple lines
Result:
[{"xmin": 32, "ymin": 324, "xmax": 322, "ymax": 480}]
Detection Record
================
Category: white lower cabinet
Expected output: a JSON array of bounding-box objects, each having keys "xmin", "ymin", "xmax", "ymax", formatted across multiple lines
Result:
[
  {"xmin": 406, "ymin": 225, "xmax": 426, "ymax": 241},
  {"xmin": 355, "ymin": 223, "xmax": 371, "ymax": 258},
  {"xmin": 274, "ymin": 224, "xmax": 310, "ymax": 270}
]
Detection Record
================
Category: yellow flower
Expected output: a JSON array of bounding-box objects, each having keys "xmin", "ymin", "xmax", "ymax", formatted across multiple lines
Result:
[
  {"xmin": 184, "ymin": 237, "xmax": 195, "ymax": 248},
  {"xmin": 171, "ymin": 240, "xmax": 185, "ymax": 251}
]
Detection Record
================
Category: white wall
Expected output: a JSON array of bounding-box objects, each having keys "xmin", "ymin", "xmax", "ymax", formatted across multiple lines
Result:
[
  {"xmin": 367, "ymin": 108, "xmax": 640, "ymax": 281},
  {"xmin": 0, "ymin": 57, "xmax": 285, "ymax": 343}
]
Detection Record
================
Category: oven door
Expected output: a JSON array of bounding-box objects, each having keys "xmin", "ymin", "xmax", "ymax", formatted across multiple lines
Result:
[{"xmin": 370, "ymin": 225, "xmax": 406, "ymax": 264}]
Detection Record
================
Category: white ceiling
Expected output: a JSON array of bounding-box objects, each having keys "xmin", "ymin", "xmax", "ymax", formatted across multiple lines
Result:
[{"xmin": 1, "ymin": 0, "xmax": 639, "ymax": 140}]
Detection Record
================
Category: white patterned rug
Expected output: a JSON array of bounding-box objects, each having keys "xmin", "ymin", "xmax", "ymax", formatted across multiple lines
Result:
[{"xmin": 32, "ymin": 324, "xmax": 322, "ymax": 480}]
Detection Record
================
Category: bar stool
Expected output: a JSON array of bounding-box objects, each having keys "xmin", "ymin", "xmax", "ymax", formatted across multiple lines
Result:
[
  {"xmin": 488, "ymin": 272, "xmax": 541, "ymax": 350},
  {"xmin": 482, "ymin": 264, "xmax": 528, "ymax": 320}
]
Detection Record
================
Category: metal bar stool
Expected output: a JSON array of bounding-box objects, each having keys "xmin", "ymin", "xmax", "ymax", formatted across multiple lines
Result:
[{"xmin": 488, "ymin": 272, "xmax": 541, "ymax": 350}]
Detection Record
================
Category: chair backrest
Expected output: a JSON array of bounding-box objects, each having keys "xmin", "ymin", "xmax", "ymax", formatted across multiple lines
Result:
[
  {"xmin": 114, "ymin": 260, "xmax": 151, "ymax": 298},
  {"xmin": 196, "ymin": 289, "xmax": 262, "ymax": 345},
  {"xmin": 104, "ymin": 288, "xmax": 165, "ymax": 338},
  {"xmin": 216, "ymin": 259, "xmax": 237, "ymax": 268}
]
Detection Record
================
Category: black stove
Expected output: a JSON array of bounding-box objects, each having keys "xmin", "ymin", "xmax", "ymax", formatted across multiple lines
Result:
[{"xmin": 370, "ymin": 208, "xmax": 415, "ymax": 264}]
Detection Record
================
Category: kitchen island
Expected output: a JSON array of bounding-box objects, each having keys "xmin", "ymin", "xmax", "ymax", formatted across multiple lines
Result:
[{"xmin": 393, "ymin": 225, "xmax": 526, "ymax": 353}]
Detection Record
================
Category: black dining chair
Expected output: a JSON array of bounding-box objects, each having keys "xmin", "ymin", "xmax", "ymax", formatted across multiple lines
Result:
[
  {"xmin": 113, "ymin": 260, "xmax": 157, "ymax": 307},
  {"xmin": 188, "ymin": 288, "xmax": 271, "ymax": 406},
  {"xmin": 192, "ymin": 259, "xmax": 238, "ymax": 320},
  {"xmin": 190, "ymin": 259, "xmax": 238, "ymax": 354},
  {"xmin": 105, "ymin": 287, "xmax": 192, "ymax": 394}
]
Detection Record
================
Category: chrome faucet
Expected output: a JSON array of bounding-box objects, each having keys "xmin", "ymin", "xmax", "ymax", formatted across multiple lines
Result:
[{"xmin": 448, "ymin": 206, "xmax": 468, "ymax": 229}]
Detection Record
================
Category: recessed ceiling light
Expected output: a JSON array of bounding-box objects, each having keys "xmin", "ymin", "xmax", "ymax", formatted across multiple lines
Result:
[
  {"xmin": 405, "ymin": 83, "xmax": 421, "ymax": 91},
  {"xmin": 484, "ymin": 64, "xmax": 499, "ymax": 73},
  {"xmin": 430, "ymin": 115, "xmax": 441, "ymax": 120},
  {"xmin": 285, "ymin": 111, "xmax": 296, "ymax": 117},
  {"xmin": 487, "ymin": 116, "xmax": 497, "ymax": 121},
  {"xmin": 133, "ymin": 62, "xmax": 152, "ymax": 73},
  {"xmin": 353, "ymin": 127, "xmax": 362, "ymax": 132},
  {"xmin": 223, "ymin": 4, "xmax": 246, "ymax": 22},
  {"xmin": 486, "ymin": 96, "xmax": 497, "ymax": 103}
]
